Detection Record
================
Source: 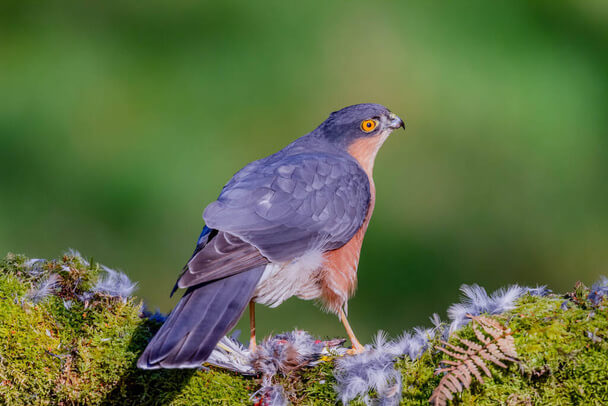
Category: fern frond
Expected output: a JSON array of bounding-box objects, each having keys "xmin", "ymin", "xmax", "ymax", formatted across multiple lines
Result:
[
  {"xmin": 472, "ymin": 322, "xmax": 490, "ymax": 344},
  {"xmin": 429, "ymin": 315, "xmax": 519, "ymax": 406}
]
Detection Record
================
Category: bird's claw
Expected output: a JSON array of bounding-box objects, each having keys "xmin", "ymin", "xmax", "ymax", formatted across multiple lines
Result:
[{"xmin": 346, "ymin": 344, "xmax": 365, "ymax": 355}]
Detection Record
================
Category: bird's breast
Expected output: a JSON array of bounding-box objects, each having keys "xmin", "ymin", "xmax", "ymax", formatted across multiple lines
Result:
[
  {"xmin": 318, "ymin": 191, "xmax": 374, "ymax": 314},
  {"xmin": 317, "ymin": 137, "xmax": 380, "ymax": 314}
]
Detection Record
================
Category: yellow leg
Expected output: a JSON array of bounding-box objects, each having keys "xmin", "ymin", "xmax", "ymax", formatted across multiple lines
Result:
[
  {"xmin": 249, "ymin": 301, "xmax": 257, "ymax": 352},
  {"xmin": 339, "ymin": 307, "xmax": 365, "ymax": 354}
]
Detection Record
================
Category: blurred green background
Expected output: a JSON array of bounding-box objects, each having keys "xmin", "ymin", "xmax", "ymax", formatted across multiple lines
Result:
[{"xmin": 1, "ymin": 1, "xmax": 607, "ymax": 343}]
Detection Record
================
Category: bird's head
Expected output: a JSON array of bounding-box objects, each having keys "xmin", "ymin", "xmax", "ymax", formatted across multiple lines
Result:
[{"xmin": 315, "ymin": 103, "xmax": 405, "ymax": 173}]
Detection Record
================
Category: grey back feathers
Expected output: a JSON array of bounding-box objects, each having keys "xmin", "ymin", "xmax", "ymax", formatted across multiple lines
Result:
[{"xmin": 204, "ymin": 147, "xmax": 370, "ymax": 262}]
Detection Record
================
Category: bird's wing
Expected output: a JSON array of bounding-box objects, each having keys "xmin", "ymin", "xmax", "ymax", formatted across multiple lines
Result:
[
  {"xmin": 203, "ymin": 151, "xmax": 371, "ymax": 262},
  {"xmin": 173, "ymin": 151, "xmax": 369, "ymax": 291},
  {"xmin": 173, "ymin": 227, "xmax": 269, "ymax": 291}
]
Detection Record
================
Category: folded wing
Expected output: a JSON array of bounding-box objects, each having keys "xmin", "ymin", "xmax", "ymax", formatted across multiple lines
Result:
[{"xmin": 203, "ymin": 151, "xmax": 371, "ymax": 262}]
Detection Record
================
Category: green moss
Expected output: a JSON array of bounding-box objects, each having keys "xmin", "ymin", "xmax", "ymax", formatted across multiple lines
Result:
[
  {"xmin": 393, "ymin": 291, "xmax": 608, "ymax": 405},
  {"xmin": 1, "ymin": 252, "xmax": 608, "ymax": 405},
  {"xmin": 0, "ymin": 253, "xmax": 253, "ymax": 405}
]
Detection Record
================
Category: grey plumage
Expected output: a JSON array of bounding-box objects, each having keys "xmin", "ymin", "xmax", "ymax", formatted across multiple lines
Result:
[
  {"xmin": 203, "ymin": 149, "xmax": 370, "ymax": 262},
  {"xmin": 391, "ymin": 327, "xmax": 436, "ymax": 361},
  {"xmin": 137, "ymin": 266, "xmax": 265, "ymax": 369},
  {"xmin": 138, "ymin": 103, "xmax": 400, "ymax": 370}
]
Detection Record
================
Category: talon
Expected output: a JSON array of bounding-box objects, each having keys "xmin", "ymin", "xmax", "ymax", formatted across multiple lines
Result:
[{"xmin": 346, "ymin": 344, "xmax": 365, "ymax": 355}]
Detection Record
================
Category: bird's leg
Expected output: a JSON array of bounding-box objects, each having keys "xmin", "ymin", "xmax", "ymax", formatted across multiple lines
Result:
[
  {"xmin": 338, "ymin": 307, "xmax": 365, "ymax": 354},
  {"xmin": 249, "ymin": 300, "xmax": 257, "ymax": 353}
]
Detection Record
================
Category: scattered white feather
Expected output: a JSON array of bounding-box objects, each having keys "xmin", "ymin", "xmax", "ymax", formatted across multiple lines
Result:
[
  {"xmin": 391, "ymin": 327, "xmax": 436, "ymax": 360},
  {"xmin": 65, "ymin": 248, "xmax": 90, "ymax": 267},
  {"xmin": 255, "ymin": 250, "xmax": 325, "ymax": 307},
  {"xmin": 92, "ymin": 265, "xmax": 137, "ymax": 301},
  {"xmin": 207, "ymin": 335, "xmax": 255, "ymax": 375},
  {"xmin": 429, "ymin": 313, "xmax": 442, "ymax": 329},
  {"xmin": 448, "ymin": 284, "xmax": 526, "ymax": 332},
  {"xmin": 251, "ymin": 384, "xmax": 289, "ymax": 406},
  {"xmin": 23, "ymin": 258, "xmax": 45, "ymax": 276},
  {"xmin": 26, "ymin": 274, "xmax": 61, "ymax": 303},
  {"xmin": 526, "ymin": 285, "xmax": 551, "ymax": 297},
  {"xmin": 205, "ymin": 330, "xmax": 346, "ymax": 377},
  {"xmin": 334, "ymin": 331, "xmax": 402, "ymax": 406},
  {"xmin": 77, "ymin": 291, "xmax": 95, "ymax": 303},
  {"xmin": 16, "ymin": 254, "xmax": 575, "ymax": 404},
  {"xmin": 251, "ymin": 330, "xmax": 329, "ymax": 379}
]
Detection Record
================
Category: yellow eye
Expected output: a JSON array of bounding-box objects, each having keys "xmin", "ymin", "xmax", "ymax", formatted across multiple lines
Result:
[{"xmin": 360, "ymin": 119, "xmax": 377, "ymax": 133}]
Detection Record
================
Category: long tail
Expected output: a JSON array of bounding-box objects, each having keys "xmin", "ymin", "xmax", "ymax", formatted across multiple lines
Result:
[{"xmin": 137, "ymin": 266, "xmax": 264, "ymax": 369}]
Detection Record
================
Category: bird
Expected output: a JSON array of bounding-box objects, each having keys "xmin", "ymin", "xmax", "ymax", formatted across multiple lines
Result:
[{"xmin": 137, "ymin": 103, "xmax": 405, "ymax": 369}]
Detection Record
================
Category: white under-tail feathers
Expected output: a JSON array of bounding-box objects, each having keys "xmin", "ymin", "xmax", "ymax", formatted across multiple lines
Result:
[{"xmin": 254, "ymin": 249, "xmax": 325, "ymax": 307}]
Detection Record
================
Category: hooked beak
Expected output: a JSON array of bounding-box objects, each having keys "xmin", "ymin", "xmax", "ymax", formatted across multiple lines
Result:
[{"xmin": 388, "ymin": 112, "xmax": 405, "ymax": 130}]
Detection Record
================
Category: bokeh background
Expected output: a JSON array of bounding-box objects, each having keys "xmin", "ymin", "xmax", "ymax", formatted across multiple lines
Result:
[{"xmin": 1, "ymin": 1, "xmax": 607, "ymax": 343}]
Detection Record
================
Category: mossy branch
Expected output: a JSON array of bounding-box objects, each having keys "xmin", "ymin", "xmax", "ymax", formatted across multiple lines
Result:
[{"xmin": 1, "ymin": 252, "xmax": 608, "ymax": 405}]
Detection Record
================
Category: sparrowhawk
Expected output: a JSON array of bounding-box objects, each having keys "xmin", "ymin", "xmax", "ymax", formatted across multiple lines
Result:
[{"xmin": 138, "ymin": 103, "xmax": 405, "ymax": 369}]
